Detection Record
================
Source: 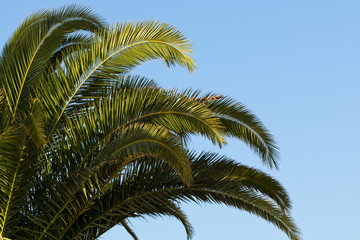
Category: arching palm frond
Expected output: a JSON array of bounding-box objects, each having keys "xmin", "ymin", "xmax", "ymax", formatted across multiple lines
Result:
[
  {"xmin": 195, "ymin": 92, "xmax": 279, "ymax": 169},
  {"xmin": 27, "ymin": 81, "xmax": 229, "ymax": 239},
  {"xmin": 119, "ymin": 220, "xmax": 139, "ymax": 240},
  {"xmin": 0, "ymin": 5, "xmax": 104, "ymax": 122},
  {"xmin": 147, "ymin": 89, "xmax": 279, "ymax": 169},
  {"xmin": 209, "ymin": 98, "xmax": 279, "ymax": 169},
  {"xmin": 34, "ymin": 20, "xmax": 196, "ymax": 143},
  {"xmin": 43, "ymin": 78, "xmax": 225, "ymax": 173},
  {"xmin": 58, "ymin": 153, "xmax": 299, "ymax": 240}
]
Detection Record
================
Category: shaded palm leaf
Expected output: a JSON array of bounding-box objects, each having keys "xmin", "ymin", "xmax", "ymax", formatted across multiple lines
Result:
[{"xmin": 63, "ymin": 153, "xmax": 300, "ymax": 240}]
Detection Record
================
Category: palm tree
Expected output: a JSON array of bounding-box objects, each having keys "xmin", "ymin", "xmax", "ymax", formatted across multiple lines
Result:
[{"xmin": 0, "ymin": 5, "xmax": 300, "ymax": 240}]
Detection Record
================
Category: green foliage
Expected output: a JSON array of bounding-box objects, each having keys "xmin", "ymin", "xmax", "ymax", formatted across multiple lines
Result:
[{"xmin": 0, "ymin": 5, "xmax": 300, "ymax": 240}]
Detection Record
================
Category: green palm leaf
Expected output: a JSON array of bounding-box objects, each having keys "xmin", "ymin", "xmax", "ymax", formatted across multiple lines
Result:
[
  {"xmin": 62, "ymin": 154, "xmax": 300, "ymax": 240},
  {"xmin": 119, "ymin": 220, "xmax": 139, "ymax": 240},
  {"xmin": 0, "ymin": 5, "xmax": 104, "ymax": 122},
  {"xmin": 203, "ymin": 94, "xmax": 279, "ymax": 169},
  {"xmin": 35, "ymin": 20, "xmax": 196, "ymax": 143}
]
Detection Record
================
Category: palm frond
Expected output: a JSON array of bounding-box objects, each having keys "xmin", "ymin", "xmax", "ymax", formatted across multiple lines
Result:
[
  {"xmin": 119, "ymin": 220, "xmax": 138, "ymax": 240},
  {"xmin": 0, "ymin": 5, "xmax": 104, "ymax": 121},
  {"xmin": 35, "ymin": 21, "xmax": 196, "ymax": 144},
  {"xmin": 63, "ymin": 154, "xmax": 300, "ymax": 240},
  {"xmin": 32, "ymin": 122, "xmax": 192, "ymax": 239},
  {"xmin": 43, "ymin": 78, "xmax": 225, "ymax": 174},
  {"xmin": 205, "ymin": 95, "xmax": 279, "ymax": 169}
]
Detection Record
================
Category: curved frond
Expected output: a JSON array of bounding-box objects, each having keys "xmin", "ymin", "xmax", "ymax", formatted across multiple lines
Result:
[
  {"xmin": 60, "ymin": 154, "xmax": 300, "ymax": 240},
  {"xmin": 44, "ymin": 78, "xmax": 225, "ymax": 174},
  {"xmin": 97, "ymin": 123, "xmax": 193, "ymax": 185},
  {"xmin": 64, "ymin": 160, "xmax": 194, "ymax": 239},
  {"xmin": 0, "ymin": 5, "xmax": 104, "ymax": 121},
  {"xmin": 37, "ymin": 21, "xmax": 196, "ymax": 143},
  {"xmin": 119, "ymin": 220, "xmax": 138, "ymax": 240},
  {"xmin": 189, "ymin": 152, "xmax": 291, "ymax": 211},
  {"xmin": 204, "ymin": 95, "xmax": 279, "ymax": 169}
]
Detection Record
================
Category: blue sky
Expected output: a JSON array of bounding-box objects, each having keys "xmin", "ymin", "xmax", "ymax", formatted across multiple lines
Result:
[{"xmin": 1, "ymin": 1, "xmax": 359, "ymax": 239}]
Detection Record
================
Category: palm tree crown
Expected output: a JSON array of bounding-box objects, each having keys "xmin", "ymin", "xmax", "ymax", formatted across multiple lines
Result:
[{"xmin": 0, "ymin": 5, "xmax": 300, "ymax": 240}]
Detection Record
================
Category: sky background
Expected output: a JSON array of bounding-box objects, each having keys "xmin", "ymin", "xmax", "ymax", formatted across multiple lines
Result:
[{"xmin": 1, "ymin": 1, "xmax": 359, "ymax": 239}]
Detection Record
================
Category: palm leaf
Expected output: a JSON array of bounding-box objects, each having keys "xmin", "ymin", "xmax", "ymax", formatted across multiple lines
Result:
[
  {"xmin": 203, "ymin": 94, "xmax": 279, "ymax": 169},
  {"xmin": 63, "ymin": 154, "xmax": 300, "ymax": 240},
  {"xmin": 0, "ymin": 125, "xmax": 26, "ymax": 235},
  {"xmin": 0, "ymin": 5, "xmax": 104, "ymax": 121},
  {"xmin": 43, "ymin": 78, "xmax": 225, "ymax": 174},
  {"xmin": 36, "ymin": 21, "xmax": 196, "ymax": 144},
  {"xmin": 119, "ymin": 220, "xmax": 138, "ymax": 240}
]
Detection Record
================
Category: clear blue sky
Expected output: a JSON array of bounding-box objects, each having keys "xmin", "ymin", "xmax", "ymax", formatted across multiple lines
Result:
[{"xmin": 1, "ymin": 1, "xmax": 359, "ymax": 239}]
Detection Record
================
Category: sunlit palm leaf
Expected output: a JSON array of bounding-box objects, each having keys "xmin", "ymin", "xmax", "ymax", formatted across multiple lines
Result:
[
  {"xmin": 36, "ymin": 20, "xmax": 196, "ymax": 144},
  {"xmin": 0, "ymin": 5, "xmax": 104, "ymax": 122}
]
